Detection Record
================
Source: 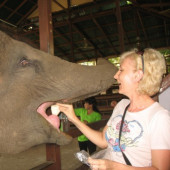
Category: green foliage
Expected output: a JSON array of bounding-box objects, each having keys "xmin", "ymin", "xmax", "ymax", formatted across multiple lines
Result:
[
  {"xmin": 160, "ymin": 49, "xmax": 170, "ymax": 74},
  {"xmin": 79, "ymin": 61, "xmax": 96, "ymax": 66},
  {"xmin": 126, "ymin": 1, "xmax": 132, "ymax": 5},
  {"xmin": 108, "ymin": 57, "xmax": 120, "ymax": 68},
  {"xmin": 79, "ymin": 57, "xmax": 120, "ymax": 68}
]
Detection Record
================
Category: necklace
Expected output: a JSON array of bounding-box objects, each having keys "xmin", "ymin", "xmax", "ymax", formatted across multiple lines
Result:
[{"xmin": 128, "ymin": 101, "xmax": 155, "ymax": 112}]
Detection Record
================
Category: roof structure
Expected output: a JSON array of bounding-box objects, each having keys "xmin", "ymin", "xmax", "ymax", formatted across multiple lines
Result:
[{"xmin": 0, "ymin": 0, "xmax": 170, "ymax": 71}]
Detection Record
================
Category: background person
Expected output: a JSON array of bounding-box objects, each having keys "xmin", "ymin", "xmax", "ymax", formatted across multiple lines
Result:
[
  {"xmin": 57, "ymin": 48, "xmax": 170, "ymax": 170},
  {"xmin": 74, "ymin": 97, "xmax": 101, "ymax": 155},
  {"xmin": 110, "ymin": 100, "xmax": 117, "ymax": 108}
]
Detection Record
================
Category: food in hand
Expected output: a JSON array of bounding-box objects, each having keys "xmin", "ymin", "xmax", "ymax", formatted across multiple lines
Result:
[{"xmin": 51, "ymin": 105, "xmax": 60, "ymax": 115}]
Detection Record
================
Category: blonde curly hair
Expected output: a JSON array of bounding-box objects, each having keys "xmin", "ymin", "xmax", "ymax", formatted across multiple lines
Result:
[{"xmin": 120, "ymin": 48, "xmax": 166, "ymax": 96}]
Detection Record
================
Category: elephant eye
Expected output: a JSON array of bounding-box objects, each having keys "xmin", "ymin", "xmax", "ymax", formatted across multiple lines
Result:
[
  {"xmin": 19, "ymin": 57, "xmax": 31, "ymax": 67},
  {"xmin": 18, "ymin": 57, "xmax": 41, "ymax": 73}
]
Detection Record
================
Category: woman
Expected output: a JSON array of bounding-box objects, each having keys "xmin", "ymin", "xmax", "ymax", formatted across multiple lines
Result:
[
  {"xmin": 57, "ymin": 48, "xmax": 170, "ymax": 170},
  {"xmin": 74, "ymin": 97, "xmax": 101, "ymax": 155}
]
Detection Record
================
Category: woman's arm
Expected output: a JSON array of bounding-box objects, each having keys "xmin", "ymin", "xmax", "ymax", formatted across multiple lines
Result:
[
  {"xmin": 88, "ymin": 158, "xmax": 158, "ymax": 170},
  {"xmin": 152, "ymin": 149, "xmax": 170, "ymax": 170},
  {"xmin": 57, "ymin": 103, "xmax": 108, "ymax": 148},
  {"xmin": 88, "ymin": 149, "xmax": 170, "ymax": 170}
]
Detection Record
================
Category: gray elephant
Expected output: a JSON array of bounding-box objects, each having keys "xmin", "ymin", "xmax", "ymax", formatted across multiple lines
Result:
[{"xmin": 0, "ymin": 31, "xmax": 117, "ymax": 154}]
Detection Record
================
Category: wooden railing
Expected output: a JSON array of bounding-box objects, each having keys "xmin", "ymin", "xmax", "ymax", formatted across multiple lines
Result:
[{"xmin": 67, "ymin": 118, "xmax": 108, "ymax": 137}]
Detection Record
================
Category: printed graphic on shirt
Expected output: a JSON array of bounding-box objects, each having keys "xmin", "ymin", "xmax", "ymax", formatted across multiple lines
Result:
[{"xmin": 106, "ymin": 115, "xmax": 143, "ymax": 152}]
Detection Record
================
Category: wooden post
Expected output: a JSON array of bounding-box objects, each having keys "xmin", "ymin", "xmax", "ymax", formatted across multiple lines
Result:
[
  {"xmin": 45, "ymin": 144, "xmax": 61, "ymax": 170},
  {"xmin": 38, "ymin": 0, "xmax": 61, "ymax": 169},
  {"xmin": 38, "ymin": 0, "xmax": 54, "ymax": 55},
  {"xmin": 115, "ymin": 0, "xmax": 124, "ymax": 52}
]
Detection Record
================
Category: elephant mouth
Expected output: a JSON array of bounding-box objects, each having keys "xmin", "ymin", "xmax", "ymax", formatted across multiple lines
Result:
[{"xmin": 37, "ymin": 102, "xmax": 61, "ymax": 130}]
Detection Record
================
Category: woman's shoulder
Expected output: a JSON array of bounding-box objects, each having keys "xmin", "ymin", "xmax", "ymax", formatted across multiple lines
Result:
[
  {"xmin": 150, "ymin": 102, "xmax": 170, "ymax": 118},
  {"xmin": 116, "ymin": 98, "xmax": 130, "ymax": 108},
  {"xmin": 146, "ymin": 102, "xmax": 169, "ymax": 114},
  {"xmin": 149, "ymin": 103, "xmax": 170, "ymax": 141},
  {"xmin": 140, "ymin": 102, "xmax": 170, "ymax": 126}
]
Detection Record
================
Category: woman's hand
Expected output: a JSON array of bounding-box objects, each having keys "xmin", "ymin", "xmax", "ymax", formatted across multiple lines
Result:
[
  {"xmin": 88, "ymin": 157, "xmax": 125, "ymax": 170},
  {"xmin": 56, "ymin": 103, "xmax": 78, "ymax": 123}
]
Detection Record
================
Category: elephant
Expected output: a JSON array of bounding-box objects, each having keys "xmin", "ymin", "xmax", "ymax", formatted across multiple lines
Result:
[{"xmin": 0, "ymin": 31, "xmax": 117, "ymax": 154}]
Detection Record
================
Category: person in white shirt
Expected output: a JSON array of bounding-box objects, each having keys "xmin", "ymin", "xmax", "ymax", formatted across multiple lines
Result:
[{"xmin": 57, "ymin": 48, "xmax": 170, "ymax": 170}]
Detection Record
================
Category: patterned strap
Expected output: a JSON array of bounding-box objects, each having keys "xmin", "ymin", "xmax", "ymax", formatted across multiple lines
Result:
[{"xmin": 119, "ymin": 104, "xmax": 132, "ymax": 166}]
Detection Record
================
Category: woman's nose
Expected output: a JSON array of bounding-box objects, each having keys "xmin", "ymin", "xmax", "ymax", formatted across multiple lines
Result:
[{"xmin": 114, "ymin": 71, "xmax": 119, "ymax": 79}]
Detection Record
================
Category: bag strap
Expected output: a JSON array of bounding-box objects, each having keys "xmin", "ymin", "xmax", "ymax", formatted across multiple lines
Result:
[{"xmin": 119, "ymin": 104, "xmax": 132, "ymax": 166}]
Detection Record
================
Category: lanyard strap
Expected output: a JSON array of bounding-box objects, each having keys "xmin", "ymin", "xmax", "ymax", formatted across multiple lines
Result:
[{"xmin": 119, "ymin": 104, "xmax": 132, "ymax": 166}]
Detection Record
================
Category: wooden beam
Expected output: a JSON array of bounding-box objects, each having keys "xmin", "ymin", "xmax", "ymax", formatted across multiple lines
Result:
[
  {"xmin": 6, "ymin": 0, "xmax": 27, "ymax": 20},
  {"xmin": 38, "ymin": 0, "xmax": 54, "ymax": 54},
  {"xmin": 38, "ymin": 0, "xmax": 61, "ymax": 170},
  {"xmin": 92, "ymin": 16, "xmax": 118, "ymax": 54},
  {"xmin": 67, "ymin": 119, "xmax": 108, "ymax": 138},
  {"xmin": 51, "ymin": 22, "xmax": 169, "ymax": 48},
  {"xmin": 53, "ymin": 0, "xmax": 66, "ymax": 11},
  {"xmin": 67, "ymin": 0, "xmax": 75, "ymax": 62},
  {"xmin": 137, "ymin": 10, "xmax": 150, "ymax": 47},
  {"xmin": 73, "ymin": 24, "xmax": 104, "ymax": 58},
  {"xmin": 0, "ymin": 0, "xmax": 8, "ymax": 8},
  {"xmin": 20, "ymin": 1, "xmax": 170, "ymax": 29},
  {"xmin": 17, "ymin": 2, "xmax": 38, "ymax": 26},
  {"xmin": 58, "ymin": 36, "xmax": 170, "ymax": 59},
  {"xmin": 51, "ymin": 1, "xmax": 89, "ymax": 60},
  {"xmin": 164, "ymin": 21, "xmax": 169, "ymax": 47},
  {"xmin": 141, "ymin": 2, "xmax": 170, "ymax": 8},
  {"xmin": 115, "ymin": 0, "xmax": 124, "ymax": 52},
  {"xmin": 129, "ymin": 0, "xmax": 170, "ymax": 21}
]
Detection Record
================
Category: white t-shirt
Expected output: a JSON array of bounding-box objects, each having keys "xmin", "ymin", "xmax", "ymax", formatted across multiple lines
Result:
[
  {"xmin": 103, "ymin": 99, "xmax": 170, "ymax": 167},
  {"xmin": 159, "ymin": 87, "xmax": 170, "ymax": 111}
]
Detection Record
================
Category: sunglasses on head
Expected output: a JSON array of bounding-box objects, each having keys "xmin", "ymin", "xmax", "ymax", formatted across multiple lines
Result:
[{"xmin": 136, "ymin": 49, "xmax": 144, "ymax": 73}]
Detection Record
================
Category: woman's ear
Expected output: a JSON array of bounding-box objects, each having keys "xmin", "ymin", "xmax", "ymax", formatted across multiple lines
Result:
[{"xmin": 135, "ymin": 70, "xmax": 144, "ymax": 82}]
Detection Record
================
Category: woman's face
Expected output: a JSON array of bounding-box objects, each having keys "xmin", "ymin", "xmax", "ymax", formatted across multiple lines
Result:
[
  {"xmin": 114, "ymin": 57, "xmax": 137, "ymax": 96},
  {"xmin": 84, "ymin": 102, "xmax": 92, "ymax": 110}
]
